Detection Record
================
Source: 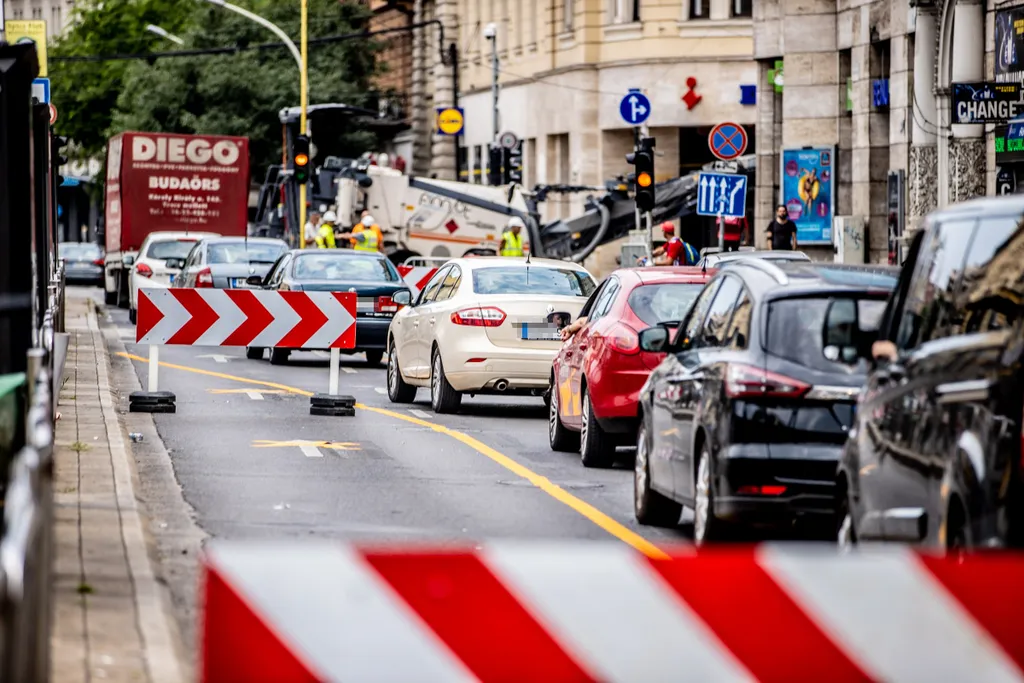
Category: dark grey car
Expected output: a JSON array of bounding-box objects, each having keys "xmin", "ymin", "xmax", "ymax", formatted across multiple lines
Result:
[
  {"xmin": 174, "ymin": 237, "xmax": 289, "ymax": 289},
  {"xmin": 59, "ymin": 242, "xmax": 104, "ymax": 285}
]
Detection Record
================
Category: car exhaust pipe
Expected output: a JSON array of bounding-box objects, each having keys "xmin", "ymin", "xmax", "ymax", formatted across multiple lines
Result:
[{"xmin": 494, "ymin": 380, "xmax": 509, "ymax": 392}]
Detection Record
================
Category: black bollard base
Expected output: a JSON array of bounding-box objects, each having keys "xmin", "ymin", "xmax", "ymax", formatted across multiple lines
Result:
[
  {"xmin": 309, "ymin": 393, "xmax": 356, "ymax": 417},
  {"xmin": 129, "ymin": 391, "xmax": 176, "ymax": 414}
]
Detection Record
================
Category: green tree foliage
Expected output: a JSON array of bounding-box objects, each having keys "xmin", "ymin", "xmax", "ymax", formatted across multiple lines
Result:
[
  {"xmin": 50, "ymin": 0, "xmax": 196, "ymax": 159},
  {"xmin": 112, "ymin": 0, "xmax": 381, "ymax": 176}
]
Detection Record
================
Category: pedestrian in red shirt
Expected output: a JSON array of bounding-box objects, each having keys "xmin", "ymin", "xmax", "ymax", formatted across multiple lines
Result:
[
  {"xmin": 722, "ymin": 215, "xmax": 748, "ymax": 252},
  {"xmin": 640, "ymin": 222, "xmax": 699, "ymax": 266}
]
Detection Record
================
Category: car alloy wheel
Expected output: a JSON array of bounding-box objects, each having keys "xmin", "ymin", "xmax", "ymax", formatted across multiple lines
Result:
[
  {"xmin": 386, "ymin": 341, "xmax": 417, "ymax": 403},
  {"xmin": 429, "ymin": 351, "xmax": 461, "ymax": 414},
  {"xmin": 634, "ymin": 426, "xmax": 649, "ymax": 514},
  {"xmin": 431, "ymin": 355, "xmax": 440, "ymax": 403},
  {"xmin": 580, "ymin": 392, "xmax": 590, "ymax": 448},
  {"xmin": 694, "ymin": 452, "xmax": 712, "ymax": 544},
  {"xmin": 838, "ymin": 513, "xmax": 855, "ymax": 550},
  {"xmin": 549, "ymin": 388, "xmax": 559, "ymax": 441},
  {"xmin": 548, "ymin": 380, "xmax": 580, "ymax": 453}
]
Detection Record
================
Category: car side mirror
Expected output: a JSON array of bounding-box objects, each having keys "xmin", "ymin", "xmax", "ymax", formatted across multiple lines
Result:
[
  {"xmin": 639, "ymin": 326, "xmax": 669, "ymax": 353},
  {"xmin": 122, "ymin": 254, "xmax": 136, "ymax": 267},
  {"xmin": 246, "ymin": 275, "xmax": 264, "ymax": 287},
  {"xmin": 393, "ymin": 289, "xmax": 413, "ymax": 306},
  {"xmin": 822, "ymin": 298, "xmax": 860, "ymax": 364}
]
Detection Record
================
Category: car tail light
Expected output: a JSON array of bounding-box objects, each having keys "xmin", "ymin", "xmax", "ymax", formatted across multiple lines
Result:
[
  {"xmin": 736, "ymin": 485, "xmax": 787, "ymax": 496},
  {"xmin": 93, "ymin": 258, "xmax": 104, "ymax": 266},
  {"xmin": 607, "ymin": 322, "xmax": 640, "ymax": 355},
  {"xmin": 376, "ymin": 296, "xmax": 399, "ymax": 313},
  {"xmin": 196, "ymin": 267, "xmax": 214, "ymax": 287},
  {"xmin": 135, "ymin": 263, "xmax": 153, "ymax": 278},
  {"xmin": 451, "ymin": 307, "xmax": 506, "ymax": 327},
  {"xmin": 724, "ymin": 363, "xmax": 810, "ymax": 399}
]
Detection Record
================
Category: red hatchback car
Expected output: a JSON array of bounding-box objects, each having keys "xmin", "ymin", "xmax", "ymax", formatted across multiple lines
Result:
[{"xmin": 549, "ymin": 266, "xmax": 714, "ymax": 467}]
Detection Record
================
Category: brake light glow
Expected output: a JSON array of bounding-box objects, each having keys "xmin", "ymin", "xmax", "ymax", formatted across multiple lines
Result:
[
  {"xmin": 725, "ymin": 363, "xmax": 810, "ymax": 399},
  {"xmin": 196, "ymin": 267, "xmax": 214, "ymax": 287},
  {"xmin": 607, "ymin": 322, "xmax": 640, "ymax": 355},
  {"xmin": 93, "ymin": 258, "xmax": 105, "ymax": 267},
  {"xmin": 451, "ymin": 307, "xmax": 506, "ymax": 327},
  {"xmin": 376, "ymin": 296, "xmax": 399, "ymax": 313},
  {"xmin": 736, "ymin": 485, "xmax": 787, "ymax": 496},
  {"xmin": 135, "ymin": 263, "xmax": 153, "ymax": 278}
]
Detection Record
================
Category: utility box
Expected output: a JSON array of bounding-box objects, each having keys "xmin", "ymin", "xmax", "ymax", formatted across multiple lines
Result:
[
  {"xmin": 620, "ymin": 229, "xmax": 649, "ymax": 267},
  {"xmin": 832, "ymin": 215, "xmax": 866, "ymax": 264}
]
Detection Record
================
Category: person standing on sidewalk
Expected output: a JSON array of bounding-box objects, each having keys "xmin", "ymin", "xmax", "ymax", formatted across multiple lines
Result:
[
  {"xmin": 723, "ymin": 214, "xmax": 749, "ymax": 252},
  {"xmin": 304, "ymin": 211, "xmax": 321, "ymax": 247},
  {"xmin": 766, "ymin": 204, "xmax": 798, "ymax": 251}
]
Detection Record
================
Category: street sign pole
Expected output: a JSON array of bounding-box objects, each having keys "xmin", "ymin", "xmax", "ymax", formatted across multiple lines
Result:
[
  {"xmin": 646, "ymin": 211, "xmax": 653, "ymax": 261},
  {"xmin": 718, "ymin": 214, "xmax": 725, "ymax": 250},
  {"xmin": 298, "ymin": 0, "xmax": 309, "ymax": 249}
]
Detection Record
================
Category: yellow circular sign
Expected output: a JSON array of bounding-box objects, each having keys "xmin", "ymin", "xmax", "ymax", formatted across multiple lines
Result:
[{"xmin": 437, "ymin": 108, "xmax": 464, "ymax": 135}]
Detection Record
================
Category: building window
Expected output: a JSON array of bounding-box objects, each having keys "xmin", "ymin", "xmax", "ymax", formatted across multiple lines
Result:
[
  {"xmin": 32, "ymin": 7, "xmax": 43, "ymax": 19},
  {"xmin": 689, "ymin": 0, "xmax": 710, "ymax": 19},
  {"xmin": 608, "ymin": 0, "xmax": 639, "ymax": 24},
  {"xmin": 732, "ymin": 0, "xmax": 752, "ymax": 17},
  {"xmin": 563, "ymin": 0, "xmax": 573, "ymax": 32}
]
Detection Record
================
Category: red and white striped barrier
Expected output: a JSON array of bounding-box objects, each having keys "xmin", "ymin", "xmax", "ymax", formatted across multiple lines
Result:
[
  {"xmin": 136, "ymin": 288, "xmax": 356, "ymax": 348},
  {"xmin": 200, "ymin": 542, "xmax": 1024, "ymax": 683},
  {"xmin": 396, "ymin": 265, "xmax": 439, "ymax": 298}
]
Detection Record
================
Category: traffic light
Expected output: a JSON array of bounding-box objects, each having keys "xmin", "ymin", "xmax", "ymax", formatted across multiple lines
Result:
[
  {"xmin": 52, "ymin": 134, "xmax": 69, "ymax": 185},
  {"xmin": 293, "ymin": 135, "xmax": 311, "ymax": 183},
  {"xmin": 626, "ymin": 136, "xmax": 655, "ymax": 212}
]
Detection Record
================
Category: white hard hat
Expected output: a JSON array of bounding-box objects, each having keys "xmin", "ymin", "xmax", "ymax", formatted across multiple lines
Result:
[
  {"xmin": 362, "ymin": 215, "xmax": 375, "ymax": 225},
  {"xmin": 323, "ymin": 211, "xmax": 338, "ymax": 222},
  {"xmin": 507, "ymin": 216, "xmax": 526, "ymax": 229}
]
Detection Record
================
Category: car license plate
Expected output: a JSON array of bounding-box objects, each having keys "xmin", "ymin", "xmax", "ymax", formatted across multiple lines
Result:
[
  {"xmin": 521, "ymin": 323, "xmax": 560, "ymax": 341},
  {"xmin": 168, "ymin": 274, "xmax": 175, "ymax": 284},
  {"xmin": 230, "ymin": 278, "xmax": 245, "ymax": 288}
]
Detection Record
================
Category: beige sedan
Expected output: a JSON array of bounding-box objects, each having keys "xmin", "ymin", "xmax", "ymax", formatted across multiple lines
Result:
[{"xmin": 386, "ymin": 257, "xmax": 597, "ymax": 414}]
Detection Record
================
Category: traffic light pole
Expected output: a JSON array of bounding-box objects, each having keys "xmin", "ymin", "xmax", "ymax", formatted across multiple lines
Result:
[{"xmin": 298, "ymin": 0, "xmax": 309, "ymax": 249}]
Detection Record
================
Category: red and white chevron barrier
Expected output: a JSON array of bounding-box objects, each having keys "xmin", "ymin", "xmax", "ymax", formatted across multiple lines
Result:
[
  {"xmin": 200, "ymin": 542, "xmax": 1024, "ymax": 683},
  {"xmin": 136, "ymin": 288, "xmax": 356, "ymax": 348},
  {"xmin": 396, "ymin": 265, "xmax": 439, "ymax": 298}
]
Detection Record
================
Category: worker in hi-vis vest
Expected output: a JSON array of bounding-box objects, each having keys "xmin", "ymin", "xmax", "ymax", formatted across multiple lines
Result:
[
  {"xmin": 335, "ymin": 214, "xmax": 380, "ymax": 252},
  {"xmin": 500, "ymin": 216, "xmax": 525, "ymax": 257},
  {"xmin": 316, "ymin": 211, "xmax": 338, "ymax": 248}
]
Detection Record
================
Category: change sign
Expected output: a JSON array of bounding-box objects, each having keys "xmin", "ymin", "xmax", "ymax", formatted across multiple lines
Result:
[{"xmin": 952, "ymin": 82, "xmax": 1022, "ymax": 124}]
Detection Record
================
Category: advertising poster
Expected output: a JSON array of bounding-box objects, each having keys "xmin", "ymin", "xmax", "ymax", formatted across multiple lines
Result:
[
  {"xmin": 781, "ymin": 147, "xmax": 835, "ymax": 245},
  {"xmin": 995, "ymin": 7, "xmax": 1024, "ymax": 84},
  {"xmin": 4, "ymin": 20, "xmax": 48, "ymax": 76}
]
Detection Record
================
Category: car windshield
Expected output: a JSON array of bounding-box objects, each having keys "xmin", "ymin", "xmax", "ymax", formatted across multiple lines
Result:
[
  {"xmin": 628, "ymin": 283, "xmax": 704, "ymax": 326},
  {"xmin": 147, "ymin": 240, "xmax": 198, "ymax": 260},
  {"xmin": 207, "ymin": 242, "xmax": 288, "ymax": 265},
  {"xmin": 766, "ymin": 296, "xmax": 887, "ymax": 373},
  {"xmin": 59, "ymin": 243, "xmax": 101, "ymax": 260},
  {"xmin": 472, "ymin": 267, "xmax": 596, "ymax": 297},
  {"xmin": 292, "ymin": 253, "xmax": 398, "ymax": 281}
]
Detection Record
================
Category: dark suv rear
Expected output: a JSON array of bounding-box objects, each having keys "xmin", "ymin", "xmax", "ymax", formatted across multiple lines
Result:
[
  {"xmin": 839, "ymin": 196, "xmax": 1024, "ymax": 551},
  {"xmin": 634, "ymin": 260, "xmax": 898, "ymax": 544}
]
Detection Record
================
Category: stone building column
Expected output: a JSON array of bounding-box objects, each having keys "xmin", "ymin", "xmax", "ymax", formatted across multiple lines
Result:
[
  {"xmin": 429, "ymin": 0, "xmax": 457, "ymax": 180},
  {"xmin": 410, "ymin": 0, "xmax": 432, "ymax": 176},
  {"xmin": 850, "ymin": 41, "xmax": 890, "ymax": 264},
  {"xmin": 754, "ymin": 60, "xmax": 780, "ymax": 248},
  {"xmin": 909, "ymin": 6, "xmax": 938, "ymax": 230},
  {"xmin": 948, "ymin": 0, "xmax": 986, "ymax": 202}
]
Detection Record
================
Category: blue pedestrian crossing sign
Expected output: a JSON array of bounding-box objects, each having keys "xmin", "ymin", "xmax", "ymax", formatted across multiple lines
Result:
[
  {"xmin": 619, "ymin": 89, "xmax": 652, "ymax": 126},
  {"xmin": 32, "ymin": 77, "xmax": 50, "ymax": 104},
  {"xmin": 697, "ymin": 172, "xmax": 747, "ymax": 218}
]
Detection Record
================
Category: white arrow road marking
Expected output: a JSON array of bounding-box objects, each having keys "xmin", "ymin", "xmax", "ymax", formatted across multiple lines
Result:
[
  {"xmin": 137, "ymin": 288, "xmax": 191, "ymax": 345},
  {"xmin": 409, "ymin": 409, "xmax": 432, "ymax": 419},
  {"xmin": 342, "ymin": 366, "xmax": 357, "ymax": 374},
  {"xmin": 374, "ymin": 387, "xmax": 387, "ymax": 395},
  {"xmin": 249, "ymin": 291, "xmax": 301, "ymax": 347},
  {"xmin": 246, "ymin": 391, "xmax": 263, "ymax": 400},
  {"xmin": 300, "ymin": 445, "xmax": 323, "ymax": 458},
  {"xmin": 195, "ymin": 289, "xmax": 246, "ymax": 346},
  {"xmin": 197, "ymin": 354, "xmax": 231, "ymax": 363},
  {"xmin": 304, "ymin": 292, "xmax": 356, "ymax": 349}
]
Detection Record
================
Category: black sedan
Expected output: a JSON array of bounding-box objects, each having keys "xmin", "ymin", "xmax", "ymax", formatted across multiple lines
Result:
[
  {"xmin": 175, "ymin": 237, "xmax": 288, "ymax": 289},
  {"xmin": 634, "ymin": 261, "xmax": 898, "ymax": 544},
  {"xmin": 248, "ymin": 249, "xmax": 410, "ymax": 366},
  {"xmin": 59, "ymin": 242, "xmax": 105, "ymax": 286}
]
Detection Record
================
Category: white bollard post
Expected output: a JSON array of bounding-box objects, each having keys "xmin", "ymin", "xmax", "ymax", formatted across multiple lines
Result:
[
  {"xmin": 329, "ymin": 347, "xmax": 340, "ymax": 395},
  {"xmin": 149, "ymin": 345, "xmax": 159, "ymax": 392}
]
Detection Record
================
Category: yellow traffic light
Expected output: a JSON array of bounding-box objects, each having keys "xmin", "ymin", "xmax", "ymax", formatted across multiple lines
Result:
[
  {"xmin": 295, "ymin": 153, "xmax": 309, "ymax": 166},
  {"xmin": 637, "ymin": 171, "xmax": 653, "ymax": 187}
]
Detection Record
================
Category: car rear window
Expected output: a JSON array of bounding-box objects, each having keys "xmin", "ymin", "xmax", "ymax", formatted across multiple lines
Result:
[
  {"xmin": 293, "ymin": 253, "xmax": 398, "ymax": 282},
  {"xmin": 472, "ymin": 267, "xmax": 596, "ymax": 297},
  {"xmin": 766, "ymin": 297, "xmax": 887, "ymax": 372},
  {"xmin": 208, "ymin": 242, "xmax": 287, "ymax": 265},
  {"xmin": 627, "ymin": 283, "xmax": 704, "ymax": 326},
  {"xmin": 59, "ymin": 243, "xmax": 101, "ymax": 259},
  {"xmin": 147, "ymin": 240, "xmax": 197, "ymax": 260}
]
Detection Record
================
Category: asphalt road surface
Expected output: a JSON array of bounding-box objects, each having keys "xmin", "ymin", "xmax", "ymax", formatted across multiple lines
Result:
[{"xmin": 100, "ymin": 295, "xmax": 692, "ymax": 554}]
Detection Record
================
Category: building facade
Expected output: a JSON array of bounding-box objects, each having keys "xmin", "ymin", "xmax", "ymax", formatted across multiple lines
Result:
[
  {"xmin": 753, "ymin": 0, "xmax": 1006, "ymax": 263},
  {"xmin": 453, "ymin": 0, "xmax": 758, "ymax": 222},
  {"xmin": 3, "ymin": 0, "xmax": 75, "ymax": 38}
]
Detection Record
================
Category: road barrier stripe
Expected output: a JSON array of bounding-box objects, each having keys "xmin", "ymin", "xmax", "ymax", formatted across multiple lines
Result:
[
  {"xmin": 200, "ymin": 542, "xmax": 1024, "ymax": 683},
  {"xmin": 396, "ymin": 266, "xmax": 439, "ymax": 296}
]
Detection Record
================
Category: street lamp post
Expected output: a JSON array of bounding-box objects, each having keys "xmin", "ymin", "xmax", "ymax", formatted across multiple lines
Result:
[
  {"xmin": 145, "ymin": 24, "xmax": 185, "ymax": 46},
  {"xmin": 201, "ymin": 0, "xmax": 309, "ymax": 246}
]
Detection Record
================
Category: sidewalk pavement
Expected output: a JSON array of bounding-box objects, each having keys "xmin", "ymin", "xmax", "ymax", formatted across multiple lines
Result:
[{"xmin": 51, "ymin": 292, "xmax": 188, "ymax": 683}]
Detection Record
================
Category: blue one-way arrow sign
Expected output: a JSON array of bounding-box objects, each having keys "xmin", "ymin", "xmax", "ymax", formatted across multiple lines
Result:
[
  {"xmin": 697, "ymin": 172, "xmax": 747, "ymax": 218},
  {"xmin": 619, "ymin": 89, "xmax": 652, "ymax": 126}
]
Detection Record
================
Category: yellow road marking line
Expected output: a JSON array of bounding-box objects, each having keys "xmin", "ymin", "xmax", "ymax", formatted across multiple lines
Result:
[{"xmin": 118, "ymin": 351, "xmax": 668, "ymax": 558}]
